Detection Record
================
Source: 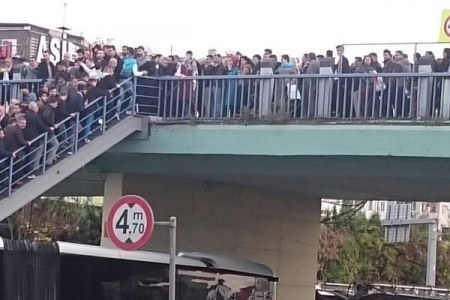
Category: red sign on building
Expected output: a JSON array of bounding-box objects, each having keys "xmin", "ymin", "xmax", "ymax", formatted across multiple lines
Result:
[{"xmin": 0, "ymin": 45, "xmax": 10, "ymax": 59}]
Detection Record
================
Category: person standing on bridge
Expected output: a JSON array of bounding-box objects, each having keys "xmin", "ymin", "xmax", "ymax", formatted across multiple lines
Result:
[
  {"xmin": 117, "ymin": 47, "xmax": 147, "ymax": 118},
  {"xmin": 39, "ymin": 97, "xmax": 60, "ymax": 166},
  {"xmin": 4, "ymin": 116, "xmax": 31, "ymax": 187},
  {"xmin": 0, "ymin": 129, "xmax": 15, "ymax": 190},
  {"xmin": 332, "ymin": 45, "xmax": 350, "ymax": 118},
  {"xmin": 24, "ymin": 101, "xmax": 52, "ymax": 178}
]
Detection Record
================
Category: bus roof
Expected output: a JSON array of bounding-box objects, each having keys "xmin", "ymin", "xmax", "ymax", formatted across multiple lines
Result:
[{"xmin": 0, "ymin": 239, "xmax": 278, "ymax": 281}]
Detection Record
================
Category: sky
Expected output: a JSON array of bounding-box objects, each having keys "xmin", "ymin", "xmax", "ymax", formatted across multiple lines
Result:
[{"xmin": 2, "ymin": 0, "xmax": 450, "ymax": 60}]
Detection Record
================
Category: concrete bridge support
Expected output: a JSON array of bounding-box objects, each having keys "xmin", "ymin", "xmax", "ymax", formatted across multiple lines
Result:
[{"xmin": 101, "ymin": 173, "xmax": 321, "ymax": 300}]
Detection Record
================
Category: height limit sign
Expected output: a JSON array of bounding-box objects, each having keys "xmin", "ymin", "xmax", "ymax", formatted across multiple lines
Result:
[{"xmin": 107, "ymin": 195, "xmax": 155, "ymax": 251}]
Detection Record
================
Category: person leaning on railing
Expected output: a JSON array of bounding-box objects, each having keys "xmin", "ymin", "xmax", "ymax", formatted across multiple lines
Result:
[
  {"xmin": 23, "ymin": 102, "xmax": 54, "ymax": 178},
  {"xmin": 3, "ymin": 116, "xmax": 31, "ymax": 188},
  {"xmin": 0, "ymin": 105, "xmax": 9, "ymax": 130},
  {"xmin": 0, "ymin": 129, "xmax": 15, "ymax": 189},
  {"xmin": 54, "ymin": 89, "xmax": 75, "ymax": 148},
  {"xmin": 38, "ymin": 98, "xmax": 60, "ymax": 166}
]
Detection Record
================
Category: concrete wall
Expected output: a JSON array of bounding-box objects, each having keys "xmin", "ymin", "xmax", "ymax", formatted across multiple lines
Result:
[{"xmin": 101, "ymin": 173, "xmax": 321, "ymax": 300}]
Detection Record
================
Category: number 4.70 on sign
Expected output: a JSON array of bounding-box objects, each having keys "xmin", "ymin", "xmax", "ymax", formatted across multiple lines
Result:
[{"xmin": 107, "ymin": 195, "xmax": 155, "ymax": 251}]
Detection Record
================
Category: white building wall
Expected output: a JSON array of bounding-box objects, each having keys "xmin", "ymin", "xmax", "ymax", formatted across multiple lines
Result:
[{"xmin": 321, "ymin": 200, "xmax": 450, "ymax": 228}]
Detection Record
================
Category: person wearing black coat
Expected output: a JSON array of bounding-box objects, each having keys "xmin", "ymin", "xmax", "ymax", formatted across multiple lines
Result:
[
  {"xmin": 36, "ymin": 52, "xmax": 56, "ymax": 82},
  {"xmin": 0, "ymin": 129, "xmax": 14, "ymax": 189},
  {"xmin": 66, "ymin": 80, "xmax": 85, "ymax": 154},
  {"xmin": 24, "ymin": 102, "xmax": 53, "ymax": 177},
  {"xmin": 55, "ymin": 90, "xmax": 73, "ymax": 145},
  {"xmin": 98, "ymin": 69, "xmax": 117, "ymax": 121},
  {"xmin": 0, "ymin": 58, "xmax": 14, "ymax": 105},
  {"xmin": 137, "ymin": 56, "xmax": 165, "ymax": 115},
  {"xmin": 0, "ymin": 106, "xmax": 9, "ymax": 130},
  {"xmin": 39, "ymin": 98, "xmax": 60, "ymax": 165},
  {"xmin": 84, "ymin": 79, "xmax": 108, "ymax": 141},
  {"xmin": 4, "ymin": 116, "xmax": 30, "ymax": 186}
]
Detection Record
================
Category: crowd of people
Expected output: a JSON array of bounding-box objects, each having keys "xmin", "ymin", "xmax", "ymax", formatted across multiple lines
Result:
[
  {"xmin": 1, "ymin": 44, "xmax": 450, "ymax": 119},
  {"xmin": 0, "ymin": 43, "xmax": 449, "ymax": 188}
]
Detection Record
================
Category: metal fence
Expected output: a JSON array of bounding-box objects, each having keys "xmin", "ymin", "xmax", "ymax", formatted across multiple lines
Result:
[
  {"xmin": 1, "ymin": 80, "xmax": 42, "ymax": 103},
  {"xmin": 0, "ymin": 78, "xmax": 134, "ymax": 198},
  {"xmin": 2, "ymin": 73, "xmax": 450, "ymax": 123},
  {"xmin": 134, "ymin": 73, "xmax": 450, "ymax": 122}
]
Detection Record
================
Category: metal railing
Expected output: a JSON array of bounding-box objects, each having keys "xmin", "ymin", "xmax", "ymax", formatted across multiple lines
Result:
[
  {"xmin": 0, "ymin": 72, "xmax": 448, "ymax": 197},
  {"xmin": 0, "ymin": 78, "xmax": 135, "ymax": 198},
  {"xmin": 1, "ymin": 79, "xmax": 43, "ymax": 103},
  {"xmin": 134, "ymin": 73, "xmax": 450, "ymax": 122}
]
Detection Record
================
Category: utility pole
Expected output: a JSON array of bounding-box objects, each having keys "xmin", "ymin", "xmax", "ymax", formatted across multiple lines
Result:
[{"xmin": 57, "ymin": 3, "xmax": 69, "ymax": 62}]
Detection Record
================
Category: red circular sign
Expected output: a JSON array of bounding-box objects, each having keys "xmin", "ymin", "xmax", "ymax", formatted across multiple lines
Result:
[
  {"xmin": 445, "ymin": 16, "xmax": 450, "ymax": 38},
  {"xmin": 107, "ymin": 195, "xmax": 154, "ymax": 251}
]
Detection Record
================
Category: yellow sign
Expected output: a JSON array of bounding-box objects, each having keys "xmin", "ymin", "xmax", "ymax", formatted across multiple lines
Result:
[{"xmin": 439, "ymin": 9, "xmax": 450, "ymax": 42}]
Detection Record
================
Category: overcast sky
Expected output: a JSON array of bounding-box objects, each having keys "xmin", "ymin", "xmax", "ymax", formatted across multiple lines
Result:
[{"xmin": 2, "ymin": 0, "xmax": 450, "ymax": 59}]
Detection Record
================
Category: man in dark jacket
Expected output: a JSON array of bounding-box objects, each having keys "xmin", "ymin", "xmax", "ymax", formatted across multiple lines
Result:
[
  {"xmin": 55, "ymin": 90, "xmax": 74, "ymax": 145},
  {"xmin": 4, "ymin": 116, "xmax": 31, "ymax": 186},
  {"xmin": 0, "ymin": 58, "xmax": 14, "ymax": 104},
  {"xmin": 0, "ymin": 105, "xmax": 9, "ymax": 130},
  {"xmin": 66, "ymin": 80, "xmax": 85, "ymax": 154},
  {"xmin": 39, "ymin": 98, "xmax": 60, "ymax": 166},
  {"xmin": 332, "ymin": 45, "xmax": 351, "ymax": 118},
  {"xmin": 0, "ymin": 129, "xmax": 15, "ymax": 189},
  {"xmin": 105, "ymin": 45, "xmax": 123, "ymax": 82},
  {"xmin": 24, "ymin": 102, "xmax": 53, "ymax": 178},
  {"xmin": 37, "ymin": 51, "xmax": 56, "ymax": 82}
]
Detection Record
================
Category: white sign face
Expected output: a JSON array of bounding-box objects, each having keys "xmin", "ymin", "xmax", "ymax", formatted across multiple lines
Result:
[
  {"xmin": 107, "ymin": 195, "xmax": 154, "ymax": 250},
  {"xmin": 112, "ymin": 203, "xmax": 148, "ymax": 243},
  {"xmin": 36, "ymin": 35, "xmax": 79, "ymax": 63}
]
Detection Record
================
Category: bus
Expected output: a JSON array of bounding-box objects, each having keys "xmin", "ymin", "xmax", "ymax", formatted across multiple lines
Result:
[{"xmin": 0, "ymin": 238, "xmax": 277, "ymax": 300}]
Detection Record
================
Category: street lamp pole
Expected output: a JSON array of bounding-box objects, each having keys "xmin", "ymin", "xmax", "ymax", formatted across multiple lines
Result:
[{"xmin": 59, "ymin": 3, "xmax": 68, "ymax": 62}]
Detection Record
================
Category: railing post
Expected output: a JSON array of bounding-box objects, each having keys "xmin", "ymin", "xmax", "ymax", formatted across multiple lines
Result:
[
  {"xmin": 8, "ymin": 156, "xmax": 13, "ymax": 196},
  {"xmin": 42, "ymin": 133, "xmax": 48, "ymax": 174},
  {"xmin": 102, "ymin": 96, "xmax": 107, "ymax": 134},
  {"xmin": 132, "ymin": 77, "xmax": 137, "ymax": 115},
  {"xmin": 74, "ymin": 113, "xmax": 80, "ymax": 153}
]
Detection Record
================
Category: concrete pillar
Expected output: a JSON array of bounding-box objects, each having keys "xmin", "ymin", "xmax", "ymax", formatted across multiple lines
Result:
[{"xmin": 101, "ymin": 174, "xmax": 321, "ymax": 300}]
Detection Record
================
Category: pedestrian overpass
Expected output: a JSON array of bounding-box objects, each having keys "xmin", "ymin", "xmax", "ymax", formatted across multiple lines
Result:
[{"xmin": 1, "ymin": 71, "xmax": 450, "ymax": 300}]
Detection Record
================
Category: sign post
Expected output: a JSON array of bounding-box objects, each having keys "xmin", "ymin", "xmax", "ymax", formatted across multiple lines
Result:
[
  {"xmin": 106, "ymin": 195, "xmax": 178, "ymax": 300},
  {"xmin": 155, "ymin": 217, "xmax": 177, "ymax": 300}
]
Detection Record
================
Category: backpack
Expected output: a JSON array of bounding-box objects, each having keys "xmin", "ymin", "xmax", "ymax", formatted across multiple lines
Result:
[{"xmin": 121, "ymin": 57, "xmax": 137, "ymax": 78}]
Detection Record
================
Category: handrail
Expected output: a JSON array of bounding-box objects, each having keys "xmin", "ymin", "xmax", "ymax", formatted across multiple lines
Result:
[
  {"xmin": 143, "ymin": 72, "xmax": 450, "ymax": 81},
  {"xmin": 0, "ymin": 79, "xmax": 43, "ymax": 83},
  {"xmin": 10, "ymin": 77, "xmax": 134, "ymax": 156}
]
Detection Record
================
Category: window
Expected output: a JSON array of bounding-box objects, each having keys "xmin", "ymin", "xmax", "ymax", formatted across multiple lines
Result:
[
  {"xmin": 379, "ymin": 202, "xmax": 386, "ymax": 212},
  {"xmin": 442, "ymin": 205, "xmax": 448, "ymax": 215}
]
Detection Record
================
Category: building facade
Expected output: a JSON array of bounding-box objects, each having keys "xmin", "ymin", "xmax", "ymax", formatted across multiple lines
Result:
[
  {"xmin": 321, "ymin": 199, "xmax": 450, "ymax": 228},
  {"xmin": 0, "ymin": 23, "xmax": 88, "ymax": 62}
]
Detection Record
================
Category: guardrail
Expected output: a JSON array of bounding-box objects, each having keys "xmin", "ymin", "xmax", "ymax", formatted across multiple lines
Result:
[
  {"xmin": 135, "ymin": 73, "xmax": 450, "ymax": 122},
  {"xmin": 0, "ymin": 79, "xmax": 43, "ymax": 103},
  {"xmin": 0, "ymin": 78, "xmax": 134, "ymax": 198}
]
